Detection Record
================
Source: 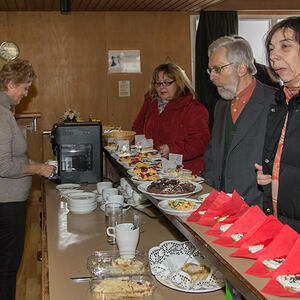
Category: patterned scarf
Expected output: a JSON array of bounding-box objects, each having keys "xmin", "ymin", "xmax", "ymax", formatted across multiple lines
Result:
[{"xmin": 157, "ymin": 98, "xmax": 169, "ymax": 114}]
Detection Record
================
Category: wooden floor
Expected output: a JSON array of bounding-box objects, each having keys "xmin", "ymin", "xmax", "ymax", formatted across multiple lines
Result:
[{"xmin": 16, "ymin": 197, "xmax": 42, "ymax": 300}]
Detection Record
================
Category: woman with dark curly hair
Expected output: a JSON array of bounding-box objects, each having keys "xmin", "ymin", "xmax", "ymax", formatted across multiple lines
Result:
[{"xmin": 255, "ymin": 16, "xmax": 300, "ymax": 233}]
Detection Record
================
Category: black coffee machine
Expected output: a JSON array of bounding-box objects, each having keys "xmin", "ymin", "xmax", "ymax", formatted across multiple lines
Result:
[{"xmin": 50, "ymin": 122, "xmax": 103, "ymax": 183}]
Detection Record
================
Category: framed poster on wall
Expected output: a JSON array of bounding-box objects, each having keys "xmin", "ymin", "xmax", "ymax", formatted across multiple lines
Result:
[{"xmin": 108, "ymin": 50, "xmax": 141, "ymax": 73}]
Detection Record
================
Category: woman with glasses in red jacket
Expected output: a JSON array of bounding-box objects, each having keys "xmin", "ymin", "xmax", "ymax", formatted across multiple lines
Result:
[{"xmin": 132, "ymin": 63, "xmax": 210, "ymax": 174}]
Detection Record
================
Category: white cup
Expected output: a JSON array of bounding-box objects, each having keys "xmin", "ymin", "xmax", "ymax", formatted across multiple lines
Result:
[
  {"xmin": 46, "ymin": 160, "xmax": 58, "ymax": 174},
  {"xmin": 107, "ymin": 194, "xmax": 124, "ymax": 206},
  {"xmin": 126, "ymin": 185, "xmax": 133, "ymax": 197},
  {"xmin": 47, "ymin": 160, "xmax": 58, "ymax": 167},
  {"xmin": 102, "ymin": 188, "xmax": 118, "ymax": 202},
  {"xmin": 132, "ymin": 191, "xmax": 142, "ymax": 203},
  {"xmin": 97, "ymin": 182, "xmax": 113, "ymax": 194},
  {"xmin": 120, "ymin": 178, "xmax": 128, "ymax": 190},
  {"xmin": 107, "ymin": 223, "xmax": 139, "ymax": 258}
]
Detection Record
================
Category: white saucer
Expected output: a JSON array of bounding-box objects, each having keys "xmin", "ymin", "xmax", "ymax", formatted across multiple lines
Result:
[{"xmin": 56, "ymin": 183, "xmax": 81, "ymax": 190}]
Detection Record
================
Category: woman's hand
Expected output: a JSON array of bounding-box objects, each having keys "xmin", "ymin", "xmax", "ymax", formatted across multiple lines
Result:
[
  {"xmin": 255, "ymin": 163, "xmax": 272, "ymax": 185},
  {"xmin": 38, "ymin": 163, "xmax": 56, "ymax": 178},
  {"xmin": 23, "ymin": 161, "xmax": 56, "ymax": 178},
  {"xmin": 159, "ymin": 144, "xmax": 170, "ymax": 158}
]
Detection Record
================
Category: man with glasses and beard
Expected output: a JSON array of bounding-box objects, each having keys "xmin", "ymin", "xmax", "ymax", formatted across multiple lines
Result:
[{"xmin": 202, "ymin": 36, "xmax": 276, "ymax": 207}]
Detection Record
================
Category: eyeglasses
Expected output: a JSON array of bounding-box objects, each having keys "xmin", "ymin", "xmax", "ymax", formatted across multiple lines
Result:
[
  {"xmin": 207, "ymin": 63, "xmax": 233, "ymax": 75},
  {"xmin": 154, "ymin": 80, "xmax": 175, "ymax": 87}
]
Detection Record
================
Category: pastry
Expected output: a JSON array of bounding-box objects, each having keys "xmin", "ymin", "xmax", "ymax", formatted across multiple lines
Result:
[
  {"xmin": 111, "ymin": 258, "xmax": 145, "ymax": 274},
  {"xmin": 231, "ymin": 233, "xmax": 244, "ymax": 242},
  {"xmin": 276, "ymin": 274, "xmax": 300, "ymax": 293},
  {"xmin": 139, "ymin": 147, "xmax": 153, "ymax": 153},
  {"xmin": 153, "ymin": 159, "xmax": 162, "ymax": 168},
  {"xmin": 138, "ymin": 151, "xmax": 157, "ymax": 158},
  {"xmin": 119, "ymin": 156, "xmax": 140, "ymax": 163},
  {"xmin": 118, "ymin": 150, "xmax": 131, "ymax": 157},
  {"xmin": 167, "ymin": 199, "xmax": 196, "ymax": 211},
  {"xmin": 137, "ymin": 173, "xmax": 160, "ymax": 181},
  {"xmin": 129, "ymin": 161, "xmax": 149, "ymax": 168},
  {"xmin": 248, "ymin": 244, "xmax": 264, "ymax": 253},
  {"xmin": 219, "ymin": 223, "xmax": 233, "ymax": 232},
  {"xmin": 107, "ymin": 142, "xmax": 117, "ymax": 150},
  {"xmin": 262, "ymin": 258, "xmax": 285, "ymax": 271},
  {"xmin": 146, "ymin": 178, "xmax": 196, "ymax": 194},
  {"xmin": 177, "ymin": 174, "xmax": 199, "ymax": 181},
  {"xmin": 92, "ymin": 277, "xmax": 155, "ymax": 299},
  {"xmin": 164, "ymin": 166, "xmax": 183, "ymax": 177},
  {"xmin": 198, "ymin": 210, "xmax": 206, "ymax": 216},
  {"xmin": 181, "ymin": 262, "xmax": 211, "ymax": 281},
  {"xmin": 133, "ymin": 166, "xmax": 157, "ymax": 175},
  {"xmin": 214, "ymin": 215, "xmax": 229, "ymax": 222}
]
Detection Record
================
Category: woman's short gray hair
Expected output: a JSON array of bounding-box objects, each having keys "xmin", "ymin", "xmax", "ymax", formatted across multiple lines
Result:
[
  {"xmin": 208, "ymin": 35, "xmax": 257, "ymax": 75},
  {"xmin": 0, "ymin": 59, "xmax": 36, "ymax": 91}
]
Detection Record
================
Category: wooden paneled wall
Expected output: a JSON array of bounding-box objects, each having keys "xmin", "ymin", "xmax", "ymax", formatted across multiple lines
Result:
[{"xmin": 0, "ymin": 12, "xmax": 192, "ymax": 176}]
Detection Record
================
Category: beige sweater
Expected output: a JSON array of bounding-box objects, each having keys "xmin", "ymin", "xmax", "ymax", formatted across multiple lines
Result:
[{"xmin": 0, "ymin": 91, "xmax": 31, "ymax": 203}]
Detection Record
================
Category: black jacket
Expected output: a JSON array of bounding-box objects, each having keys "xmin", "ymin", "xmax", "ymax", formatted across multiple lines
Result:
[
  {"xmin": 262, "ymin": 87, "xmax": 300, "ymax": 233},
  {"xmin": 203, "ymin": 80, "xmax": 276, "ymax": 207}
]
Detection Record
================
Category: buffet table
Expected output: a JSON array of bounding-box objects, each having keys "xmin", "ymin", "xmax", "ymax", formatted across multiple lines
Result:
[
  {"xmin": 41, "ymin": 148, "xmax": 293, "ymax": 300},
  {"xmin": 103, "ymin": 149, "xmax": 293, "ymax": 300},
  {"xmin": 42, "ymin": 181, "xmax": 225, "ymax": 300}
]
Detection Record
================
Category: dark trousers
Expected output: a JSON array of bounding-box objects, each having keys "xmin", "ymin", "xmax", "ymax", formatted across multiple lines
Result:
[{"xmin": 0, "ymin": 201, "xmax": 27, "ymax": 300}]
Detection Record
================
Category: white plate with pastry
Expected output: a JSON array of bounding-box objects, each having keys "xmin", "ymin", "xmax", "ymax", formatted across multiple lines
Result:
[
  {"xmin": 149, "ymin": 240, "xmax": 224, "ymax": 293},
  {"xmin": 157, "ymin": 198, "xmax": 202, "ymax": 215},
  {"xmin": 131, "ymin": 175, "xmax": 161, "ymax": 185}
]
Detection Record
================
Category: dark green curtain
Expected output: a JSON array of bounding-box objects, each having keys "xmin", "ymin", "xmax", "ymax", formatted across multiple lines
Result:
[{"xmin": 195, "ymin": 11, "xmax": 238, "ymax": 131}]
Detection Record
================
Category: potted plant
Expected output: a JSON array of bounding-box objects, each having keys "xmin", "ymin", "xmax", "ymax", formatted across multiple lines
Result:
[{"xmin": 61, "ymin": 109, "xmax": 81, "ymax": 122}]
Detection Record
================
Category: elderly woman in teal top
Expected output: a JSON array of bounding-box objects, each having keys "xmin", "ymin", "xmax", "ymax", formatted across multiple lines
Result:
[{"xmin": 0, "ymin": 59, "xmax": 55, "ymax": 300}]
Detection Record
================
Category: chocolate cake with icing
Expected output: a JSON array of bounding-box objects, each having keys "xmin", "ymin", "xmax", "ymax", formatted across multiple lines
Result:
[{"xmin": 146, "ymin": 178, "xmax": 195, "ymax": 194}]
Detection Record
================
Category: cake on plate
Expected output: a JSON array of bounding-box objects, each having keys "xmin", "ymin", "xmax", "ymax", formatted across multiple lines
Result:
[{"xmin": 146, "ymin": 178, "xmax": 195, "ymax": 194}]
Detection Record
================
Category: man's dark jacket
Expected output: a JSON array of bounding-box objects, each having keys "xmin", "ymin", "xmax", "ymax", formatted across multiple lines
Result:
[{"xmin": 203, "ymin": 80, "xmax": 276, "ymax": 207}]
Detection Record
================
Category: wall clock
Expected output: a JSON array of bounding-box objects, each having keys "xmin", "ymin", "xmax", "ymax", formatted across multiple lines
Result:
[{"xmin": 0, "ymin": 41, "xmax": 19, "ymax": 61}]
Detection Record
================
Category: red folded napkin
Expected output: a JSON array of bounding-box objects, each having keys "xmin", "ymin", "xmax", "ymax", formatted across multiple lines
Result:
[
  {"xmin": 205, "ymin": 205, "xmax": 249, "ymax": 237},
  {"xmin": 187, "ymin": 190, "xmax": 219, "ymax": 222},
  {"xmin": 197, "ymin": 190, "xmax": 248, "ymax": 227},
  {"xmin": 246, "ymin": 225, "xmax": 299, "ymax": 277},
  {"xmin": 261, "ymin": 238, "xmax": 300, "ymax": 297},
  {"xmin": 230, "ymin": 215, "xmax": 283, "ymax": 258},
  {"xmin": 213, "ymin": 206, "xmax": 267, "ymax": 247}
]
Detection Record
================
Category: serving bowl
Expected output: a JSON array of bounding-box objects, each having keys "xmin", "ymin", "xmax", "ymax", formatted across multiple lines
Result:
[{"xmin": 103, "ymin": 130, "xmax": 136, "ymax": 145}]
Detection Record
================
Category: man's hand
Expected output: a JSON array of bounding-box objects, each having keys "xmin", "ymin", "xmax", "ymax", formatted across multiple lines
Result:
[
  {"xmin": 255, "ymin": 163, "xmax": 272, "ymax": 185},
  {"xmin": 159, "ymin": 144, "xmax": 170, "ymax": 158}
]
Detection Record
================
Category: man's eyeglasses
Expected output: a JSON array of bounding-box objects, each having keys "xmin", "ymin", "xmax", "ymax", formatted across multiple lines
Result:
[
  {"xmin": 207, "ymin": 63, "xmax": 233, "ymax": 75},
  {"xmin": 154, "ymin": 80, "xmax": 175, "ymax": 87}
]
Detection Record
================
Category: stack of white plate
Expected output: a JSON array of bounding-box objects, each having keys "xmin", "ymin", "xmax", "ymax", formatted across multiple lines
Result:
[
  {"xmin": 56, "ymin": 183, "xmax": 81, "ymax": 191},
  {"xmin": 60, "ymin": 188, "xmax": 84, "ymax": 198},
  {"xmin": 67, "ymin": 192, "xmax": 97, "ymax": 214}
]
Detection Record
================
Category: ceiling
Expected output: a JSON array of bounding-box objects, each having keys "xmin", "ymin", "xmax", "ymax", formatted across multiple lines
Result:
[
  {"xmin": 0, "ymin": 0, "xmax": 224, "ymax": 12},
  {"xmin": 1, "ymin": 0, "xmax": 299, "ymax": 12}
]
